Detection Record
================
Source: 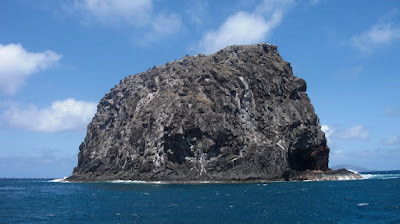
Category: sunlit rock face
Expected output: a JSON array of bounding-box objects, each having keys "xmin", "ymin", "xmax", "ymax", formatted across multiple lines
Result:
[{"xmin": 69, "ymin": 43, "xmax": 329, "ymax": 182}]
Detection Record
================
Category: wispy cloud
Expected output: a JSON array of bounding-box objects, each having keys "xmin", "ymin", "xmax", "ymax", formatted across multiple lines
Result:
[
  {"xmin": 74, "ymin": 0, "xmax": 152, "ymax": 25},
  {"xmin": 351, "ymin": 17, "xmax": 400, "ymax": 53},
  {"xmin": 185, "ymin": 1, "xmax": 208, "ymax": 25},
  {"xmin": 308, "ymin": 0, "xmax": 323, "ymax": 6},
  {"xmin": 321, "ymin": 124, "xmax": 334, "ymax": 144},
  {"xmin": 385, "ymin": 106, "xmax": 400, "ymax": 117},
  {"xmin": 323, "ymin": 124, "xmax": 371, "ymax": 142},
  {"xmin": 332, "ymin": 66, "xmax": 363, "ymax": 80},
  {"xmin": 3, "ymin": 98, "xmax": 97, "ymax": 133},
  {"xmin": 330, "ymin": 149, "xmax": 346, "ymax": 159},
  {"xmin": 73, "ymin": 0, "xmax": 181, "ymax": 41},
  {"xmin": 383, "ymin": 135, "xmax": 400, "ymax": 145},
  {"xmin": 0, "ymin": 43, "xmax": 61, "ymax": 95},
  {"xmin": 335, "ymin": 125, "xmax": 370, "ymax": 140},
  {"xmin": 198, "ymin": 0, "xmax": 294, "ymax": 54}
]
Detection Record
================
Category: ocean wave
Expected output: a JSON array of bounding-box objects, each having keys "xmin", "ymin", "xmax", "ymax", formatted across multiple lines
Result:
[
  {"xmin": 49, "ymin": 177, "xmax": 69, "ymax": 183},
  {"xmin": 48, "ymin": 172, "xmax": 400, "ymax": 183},
  {"xmin": 108, "ymin": 180, "xmax": 166, "ymax": 184},
  {"xmin": 345, "ymin": 169, "xmax": 360, "ymax": 175},
  {"xmin": 107, "ymin": 180, "xmax": 245, "ymax": 184},
  {"xmin": 361, "ymin": 173, "xmax": 400, "ymax": 180},
  {"xmin": 334, "ymin": 175, "xmax": 361, "ymax": 181}
]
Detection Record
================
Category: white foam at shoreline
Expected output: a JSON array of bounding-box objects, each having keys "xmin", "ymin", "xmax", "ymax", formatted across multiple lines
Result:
[
  {"xmin": 335, "ymin": 175, "xmax": 360, "ymax": 181},
  {"xmin": 49, "ymin": 177, "xmax": 69, "ymax": 183},
  {"xmin": 108, "ymin": 180, "xmax": 166, "ymax": 184},
  {"xmin": 361, "ymin": 173, "xmax": 400, "ymax": 180},
  {"xmin": 345, "ymin": 169, "xmax": 360, "ymax": 175},
  {"xmin": 108, "ymin": 180, "xmax": 248, "ymax": 184},
  {"xmin": 47, "ymin": 172, "xmax": 399, "ymax": 183}
]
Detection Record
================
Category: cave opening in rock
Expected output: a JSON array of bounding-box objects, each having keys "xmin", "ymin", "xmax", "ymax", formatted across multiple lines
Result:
[
  {"xmin": 288, "ymin": 146, "xmax": 329, "ymax": 171},
  {"xmin": 288, "ymin": 148, "xmax": 317, "ymax": 171}
]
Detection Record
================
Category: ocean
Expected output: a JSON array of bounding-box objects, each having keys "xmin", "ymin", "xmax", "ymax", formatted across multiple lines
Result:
[{"xmin": 1, "ymin": 171, "xmax": 399, "ymax": 223}]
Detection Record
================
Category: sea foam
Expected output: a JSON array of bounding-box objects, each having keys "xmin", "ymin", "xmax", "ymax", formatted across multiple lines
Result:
[
  {"xmin": 49, "ymin": 177, "xmax": 68, "ymax": 183},
  {"xmin": 108, "ymin": 180, "xmax": 165, "ymax": 184},
  {"xmin": 361, "ymin": 173, "xmax": 400, "ymax": 180}
]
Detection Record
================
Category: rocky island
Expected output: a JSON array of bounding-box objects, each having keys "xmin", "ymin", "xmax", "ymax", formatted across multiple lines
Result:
[{"xmin": 68, "ymin": 43, "xmax": 360, "ymax": 182}]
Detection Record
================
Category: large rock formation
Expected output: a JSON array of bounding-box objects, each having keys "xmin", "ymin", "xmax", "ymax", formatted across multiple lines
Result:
[{"xmin": 69, "ymin": 43, "xmax": 332, "ymax": 182}]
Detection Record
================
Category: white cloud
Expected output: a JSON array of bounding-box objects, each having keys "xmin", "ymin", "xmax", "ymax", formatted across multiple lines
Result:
[
  {"xmin": 351, "ymin": 21, "xmax": 400, "ymax": 53},
  {"xmin": 74, "ymin": 0, "xmax": 181, "ymax": 39},
  {"xmin": 330, "ymin": 149, "xmax": 346, "ymax": 159},
  {"xmin": 199, "ymin": 12, "xmax": 271, "ymax": 54},
  {"xmin": 185, "ymin": 1, "xmax": 207, "ymax": 25},
  {"xmin": 151, "ymin": 13, "xmax": 181, "ymax": 35},
  {"xmin": 321, "ymin": 124, "xmax": 336, "ymax": 147},
  {"xmin": 335, "ymin": 125, "xmax": 370, "ymax": 140},
  {"xmin": 3, "ymin": 98, "xmax": 97, "ymax": 133},
  {"xmin": 198, "ymin": 0, "xmax": 294, "ymax": 54},
  {"xmin": 76, "ymin": 0, "xmax": 152, "ymax": 25},
  {"xmin": 321, "ymin": 125, "xmax": 334, "ymax": 138},
  {"xmin": 0, "ymin": 43, "xmax": 61, "ymax": 95},
  {"xmin": 383, "ymin": 135, "xmax": 400, "ymax": 145}
]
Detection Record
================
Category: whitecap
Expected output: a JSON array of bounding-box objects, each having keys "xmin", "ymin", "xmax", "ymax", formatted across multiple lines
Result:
[
  {"xmin": 335, "ymin": 175, "xmax": 360, "ymax": 181},
  {"xmin": 361, "ymin": 173, "xmax": 400, "ymax": 180},
  {"xmin": 357, "ymin": 203, "xmax": 369, "ymax": 207},
  {"xmin": 345, "ymin": 169, "xmax": 360, "ymax": 175},
  {"xmin": 49, "ymin": 177, "xmax": 68, "ymax": 183},
  {"xmin": 108, "ymin": 180, "xmax": 165, "ymax": 184}
]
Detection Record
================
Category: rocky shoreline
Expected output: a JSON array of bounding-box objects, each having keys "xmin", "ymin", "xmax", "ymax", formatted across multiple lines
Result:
[
  {"xmin": 64, "ymin": 169, "xmax": 361, "ymax": 183},
  {"xmin": 283, "ymin": 169, "xmax": 362, "ymax": 181}
]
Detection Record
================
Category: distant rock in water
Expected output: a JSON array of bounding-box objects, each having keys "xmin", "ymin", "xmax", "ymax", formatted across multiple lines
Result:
[{"xmin": 68, "ymin": 43, "xmax": 346, "ymax": 182}]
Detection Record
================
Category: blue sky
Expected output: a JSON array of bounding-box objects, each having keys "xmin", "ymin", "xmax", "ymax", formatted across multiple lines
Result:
[{"xmin": 0, "ymin": 0, "xmax": 399, "ymax": 177}]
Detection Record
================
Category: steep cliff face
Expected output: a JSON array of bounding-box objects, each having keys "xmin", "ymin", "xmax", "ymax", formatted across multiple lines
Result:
[{"xmin": 69, "ymin": 43, "xmax": 330, "ymax": 181}]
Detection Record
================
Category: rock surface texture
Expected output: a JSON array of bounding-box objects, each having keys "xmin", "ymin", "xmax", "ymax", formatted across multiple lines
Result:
[{"xmin": 69, "ymin": 43, "xmax": 332, "ymax": 182}]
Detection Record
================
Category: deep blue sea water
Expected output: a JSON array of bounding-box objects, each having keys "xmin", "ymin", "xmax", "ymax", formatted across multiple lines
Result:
[{"xmin": 1, "ymin": 171, "xmax": 399, "ymax": 224}]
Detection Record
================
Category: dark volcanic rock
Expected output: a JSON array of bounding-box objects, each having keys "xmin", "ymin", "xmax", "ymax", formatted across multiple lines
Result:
[
  {"xmin": 69, "ymin": 43, "xmax": 331, "ymax": 182},
  {"xmin": 284, "ymin": 169, "xmax": 362, "ymax": 181}
]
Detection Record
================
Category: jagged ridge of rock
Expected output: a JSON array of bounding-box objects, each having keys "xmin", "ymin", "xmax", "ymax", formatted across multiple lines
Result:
[{"xmin": 69, "ymin": 43, "xmax": 332, "ymax": 182}]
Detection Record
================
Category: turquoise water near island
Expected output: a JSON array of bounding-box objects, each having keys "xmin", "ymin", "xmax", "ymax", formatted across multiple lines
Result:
[{"xmin": 1, "ymin": 171, "xmax": 399, "ymax": 223}]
